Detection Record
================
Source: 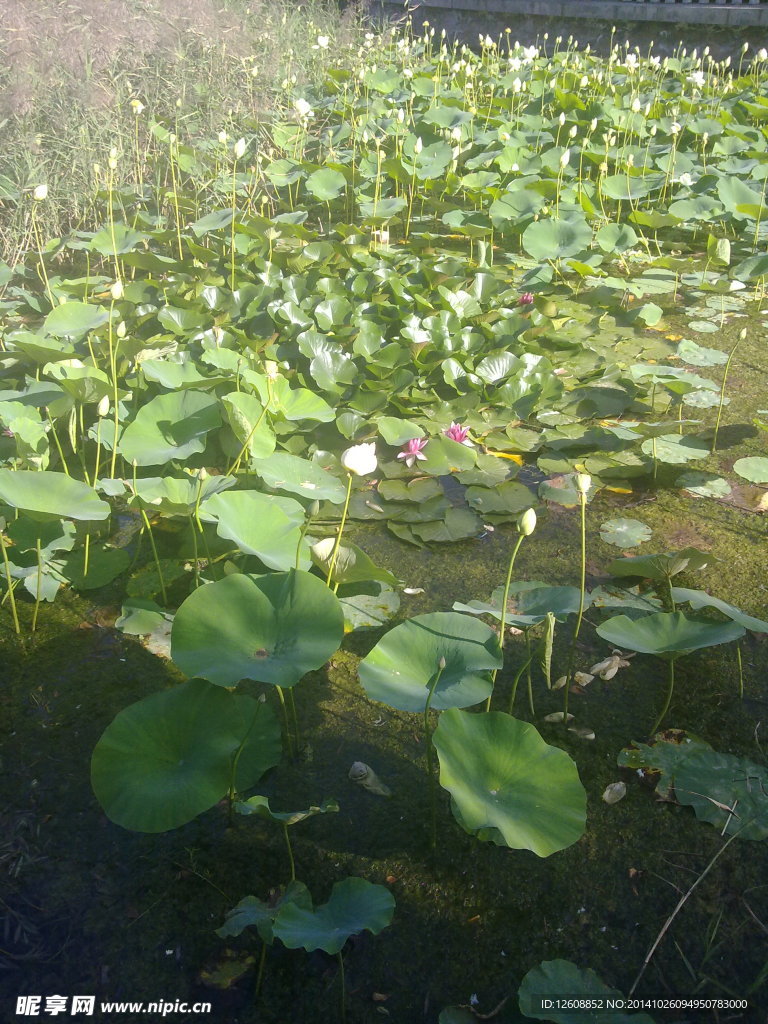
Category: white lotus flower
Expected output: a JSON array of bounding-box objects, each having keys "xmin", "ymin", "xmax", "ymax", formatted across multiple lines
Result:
[
  {"xmin": 687, "ymin": 71, "xmax": 706, "ymax": 89},
  {"xmin": 233, "ymin": 137, "xmax": 246, "ymax": 160},
  {"xmin": 32, "ymin": 184, "xmax": 48, "ymax": 201},
  {"xmin": 341, "ymin": 443, "xmax": 377, "ymax": 476},
  {"xmin": 316, "ymin": 35, "xmax": 329, "ymax": 49}
]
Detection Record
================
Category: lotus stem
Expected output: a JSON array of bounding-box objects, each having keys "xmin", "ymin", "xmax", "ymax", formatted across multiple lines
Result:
[
  {"xmin": 508, "ymin": 647, "xmax": 534, "ymax": 716},
  {"xmin": 337, "ymin": 952, "xmax": 347, "ymax": 1024},
  {"xmin": 526, "ymin": 629, "xmax": 536, "ymax": 717},
  {"xmin": 275, "ymin": 685, "xmax": 295, "ymax": 759},
  {"xmin": 225, "ymin": 391, "xmax": 271, "ymax": 477},
  {"xmin": 650, "ymin": 658, "xmax": 676, "ymax": 737},
  {"xmin": 31, "ymin": 536, "xmax": 42, "ymax": 633},
  {"xmin": 45, "ymin": 410, "xmax": 70, "ymax": 476},
  {"xmin": 736, "ymin": 642, "xmax": 744, "ymax": 700},
  {"xmin": 424, "ymin": 658, "xmax": 446, "ymax": 857},
  {"xmin": 0, "ymin": 527, "xmax": 21, "ymax": 635},
  {"xmin": 83, "ymin": 531, "xmax": 90, "ymax": 580},
  {"xmin": 138, "ymin": 508, "xmax": 167, "ymax": 605},
  {"xmin": 282, "ymin": 823, "xmax": 296, "ymax": 882},
  {"xmin": 254, "ymin": 941, "xmax": 267, "ymax": 999},
  {"xmin": 486, "ymin": 531, "xmax": 526, "ymax": 712},
  {"xmin": 711, "ymin": 331, "xmax": 743, "ymax": 455},
  {"xmin": 563, "ymin": 489, "xmax": 588, "ymax": 725},
  {"xmin": 326, "ymin": 473, "xmax": 353, "ymax": 589},
  {"xmin": 666, "ymin": 576, "xmax": 676, "ymax": 613},
  {"xmin": 287, "ymin": 688, "xmax": 300, "ymax": 750},
  {"xmin": 189, "ymin": 515, "xmax": 200, "ymax": 589}
]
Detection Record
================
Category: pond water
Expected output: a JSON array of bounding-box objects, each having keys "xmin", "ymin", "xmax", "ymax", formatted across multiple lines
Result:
[{"xmin": 2, "ymin": 308, "xmax": 767, "ymax": 1023}]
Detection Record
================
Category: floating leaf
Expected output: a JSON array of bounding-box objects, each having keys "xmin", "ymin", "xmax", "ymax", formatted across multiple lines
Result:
[
  {"xmin": 599, "ymin": 518, "xmax": 652, "ymax": 549},
  {"xmin": 675, "ymin": 471, "xmax": 731, "ymax": 498},
  {"xmin": 171, "ymin": 570, "xmax": 344, "ymax": 688},
  {"xmin": 433, "ymin": 709, "xmax": 586, "ymax": 856},
  {"xmin": 733, "ymin": 457, "xmax": 768, "ymax": 485},
  {"xmin": 273, "ymin": 877, "xmax": 395, "ymax": 955},
  {"xmin": 596, "ymin": 611, "xmax": 744, "ymax": 658},
  {"xmin": 519, "ymin": 960, "xmax": 654, "ymax": 1023}
]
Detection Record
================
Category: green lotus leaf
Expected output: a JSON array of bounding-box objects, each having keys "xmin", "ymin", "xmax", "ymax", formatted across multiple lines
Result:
[
  {"xmin": 619, "ymin": 737, "xmax": 768, "ymax": 841},
  {"xmin": 640, "ymin": 434, "xmax": 709, "ymax": 464},
  {"xmin": 599, "ymin": 518, "xmax": 652, "ymax": 549},
  {"xmin": 235, "ymin": 795, "xmax": 339, "ymax": 826},
  {"xmin": 418, "ymin": 434, "xmax": 477, "ymax": 474},
  {"xmin": 358, "ymin": 611, "xmax": 501, "ymax": 712},
  {"xmin": 433, "ymin": 710, "xmax": 587, "ymax": 857},
  {"xmin": 221, "ymin": 392, "xmax": 276, "ymax": 460},
  {"xmin": 131, "ymin": 475, "xmax": 234, "ymax": 516},
  {"xmin": 59, "ymin": 545, "xmax": 131, "ymax": 590},
  {"xmin": 141, "ymin": 360, "xmax": 215, "ymax": 390},
  {"xmin": 608, "ymin": 547, "xmax": 714, "ymax": 581},
  {"xmin": 670, "ymin": 588, "xmax": 768, "ymax": 633},
  {"xmin": 272, "ymin": 877, "xmax": 395, "ymax": 955},
  {"xmin": 0, "ymin": 470, "xmax": 110, "ymax": 521},
  {"xmin": 411, "ymin": 507, "xmax": 481, "ymax": 543},
  {"xmin": 118, "ymin": 390, "xmax": 221, "ymax": 466},
  {"xmin": 310, "ymin": 537, "xmax": 399, "ymax": 586},
  {"xmin": 202, "ymin": 490, "xmax": 309, "ymax": 571},
  {"xmin": 733, "ymin": 456, "xmax": 768, "ymax": 485},
  {"xmin": 251, "ymin": 452, "xmax": 346, "ymax": 503},
  {"xmin": 44, "ymin": 301, "xmax": 109, "ymax": 338},
  {"xmin": 465, "ymin": 481, "xmax": 534, "ymax": 515},
  {"xmin": 675, "ymin": 471, "xmax": 732, "ymax": 498},
  {"xmin": 377, "ymin": 416, "xmax": 426, "ymax": 446},
  {"xmin": 171, "ymin": 570, "xmax": 344, "ymax": 687},
  {"xmin": 676, "ymin": 339, "xmax": 728, "ymax": 366},
  {"xmin": 217, "ymin": 881, "xmax": 312, "ymax": 943},
  {"xmin": 519, "ymin": 960, "xmax": 655, "ymax": 1022},
  {"xmin": 595, "ymin": 611, "xmax": 744, "ymax": 658},
  {"xmin": 454, "ymin": 581, "xmax": 582, "ymax": 626},
  {"xmin": 522, "ymin": 217, "xmax": 592, "ymax": 261},
  {"xmin": 44, "ymin": 363, "xmax": 111, "ymax": 404},
  {"xmin": 305, "ymin": 168, "xmax": 347, "ymax": 201},
  {"xmin": 339, "ymin": 582, "xmax": 400, "ymax": 632},
  {"xmin": 115, "ymin": 598, "xmax": 169, "ymax": 635},
  {"xmin": 91, "ymin": 679, "xmax": 282, "ymax": 832}
]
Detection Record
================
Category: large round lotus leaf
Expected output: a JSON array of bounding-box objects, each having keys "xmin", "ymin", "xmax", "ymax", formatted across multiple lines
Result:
[
  {"xmin": 733, "ymin": 456, "xmax": 768, "ymax": 485},
  {"xmin": 91, "ymin": 679, "xmax": 282, "ymax": 832},
  {"xmin": 454, "ymin": 581, "xmax": 581, "ymax": 626},
  {"xmin": 217, "ymin": 881, "xmax": 312, "ymax": 943},
  {"xmin": 519, "ymin": 960, "xmax": 655, "ymax": 1023},
  {"xmin": 43, "ymin": 301, "xmax": 109, "ymax": 338},
  {"xmin": 118, "ymin": 390, "xmax": 221, "ymax": 466},
  {"xmin": 608, "ymin": 546, "xmax": 713, "ymax": 581},
  {"xmin": 131, "ymin": 475, "xmax": 234, "ymax": 517},
  {"xmin": 433, "ymin": 709, "xmax": 586, "ymax": 857},
  {"xmin": 596, "ymin": 611, "xmax": 744, "ymax": 658},
  {"xmin": 250, "ymin": 452, "xmax": 346, "ymax": 503},
  {"xmin": 358, "ymin": 612, "xmax": 501, "ymax": 713},
  {"xmin": 522, "ymin": 217, "xmax": 592, "ymax": 261},
  {"xmin": 202, "ymin": 490, "xmax": 310, "ymax": 572},
  {"xmin": 272, "ymin": 877, "xmax": 395, "ymax": 955},
  {"xmin": 171, "ymin": 570, "xmax": 344, "ymax": 687},
  {"xmin": 670, "ymin": 587, "xmax": 768, "ymax": 633},
  {"xmin": 0, "ymin": 470, "xmax": 110, "ymax": 521}
]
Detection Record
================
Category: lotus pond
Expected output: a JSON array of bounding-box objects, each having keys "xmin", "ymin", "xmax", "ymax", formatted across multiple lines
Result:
[{"xmin": 2, "ymin": 22, "xmax": 768, "ymax": 1024}]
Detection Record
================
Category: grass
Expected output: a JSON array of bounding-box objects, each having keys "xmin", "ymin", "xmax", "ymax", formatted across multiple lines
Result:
[{"xmin": 0, "ymin": 0, "xmax": 369, "ymax": 260}]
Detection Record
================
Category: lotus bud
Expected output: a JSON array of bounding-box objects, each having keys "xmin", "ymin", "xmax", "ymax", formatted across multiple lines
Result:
[
  {"xmin": 97, "ymin": 395, "xmax": 110, "ymax": 418},
  {"xmin": 307, "ymin": 500, "xmax": 320, "ymax": 518},
  {"xmin": 559, "ymin": 148, "xmax": 570, "ymax": 168},
  {"xmin": 558, "ymin": 111, "xmax": 566, "ymax": 126},
  {"xmin": 233, "ymin": 137, "xmax": 246, "ymax": 160},
  {"xmin": 739, "ymin": 328, "xmax": 747, "ymax": 342},
  {"xmin": 116, "ymin": 321, "xmax": 127, "ymax": 339},
  {"xmin": 130, "ymin": 98, "xmax": 145, "ymax": 115},
  {"xmin": 575, "ymin": 473, "xmax": 592, "ymax": 495},
  {"xmin": 341, "ymin": 442, "xmax": 377, "ymax": 477},
  {"xmin": 110, "ymin": 279, "xmax": 124, "ymax": 301},
  {"xmin": 414, "ymin": 136, "xmax": 423, "ymax": 154},
  {"xmin": 438, "ymin": 656, "xmax": 446, "ymax": 670},
  {"xmin": 518, "ymin": 507, "xmax": 537, "ymax": 536},
  {"xmin": 32, "ymin": 183, "xmax": 48, "ymax": 201},
  {"xmin": 218, "ymin": 130, "xmax": 229, "ymax": 144}
]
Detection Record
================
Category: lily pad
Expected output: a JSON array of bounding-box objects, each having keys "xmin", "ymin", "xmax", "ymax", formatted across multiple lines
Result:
[
  {"xmin": 91, "ymin": 679, "xmax": 281, "ymax": 832},
  {"xmin": 599, "ymin": 518, "xmax": 652, "ymax": 549},
  {"xmin": 272, "ymin": 877, "xmax": 395, "ymax": 955},
  {"xmin": 433, "ymin": 709, "xmax": 586, "ymax": 857},
  {"xmin": 217, "ymin": 882, "xmax": 312, "ymax": 942},
  {"xmin": 118, "ymin": 390, "xmax": 221, "ymax": 466},
  {"xmin": 675, "ymin": 471, "xmax": 732, "ymax": 498},
  {"xmin": 0, "ymin": 470, "xmax": 110, "ymax": 521},
  {"xmin": 358, "ymin": 611, "xmax": 501, "ymax": 713},
  {"xmin": 596, "ymin": 611, "xmax": 744, "ymax": 658},
  {"xmin": 733, "ymin": 457, "xmax": 768, "ymax": 485},
  {"xmin": 171, "ymin": 570, "xmax": 344, "ymax": 687},
  {"xmin": 519, "ymin": 960, "xmax": 655, "ymax": 1022}
]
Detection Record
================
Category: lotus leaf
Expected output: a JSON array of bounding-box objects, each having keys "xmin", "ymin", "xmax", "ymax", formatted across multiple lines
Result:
[
  {"xmin": 272, "ymin": 877, "xmax": 395, "ymax": 955},
  {"xmin": 608, "ymin": 547, "xmax": 714, "ymax": 581},
  {"xmin": 433, "ymin": 710, "xmax": 586, "ymax": 857},
  {"xmin": 519, "ymin": 960, "xmax": 655, "ymax": 1022},
  {"xmin": 118, "ymin": 390, "xmax": 221, "ymax": 466},
  {"xmin": 599, "ymin": 518, "xmax": 652, "ymax": 549},
  {"xmin": 202, "ymin": 490, "xmax": 309, "ymax": 571},
  {"xmin": 0, "ymin": 470, "xmax": 110, "ymax": 521},
  {"xmin": 91, "ymin": 679, "xmax": 281, "ymax": 832},
  {"xmin": 171, "ymin": 570, "xmax": 344, "ymax": 687},
  {"xmin": 596, "ymin": 611, "xmax": 744, "ymax": 658},
  {"xmin": 235, "ymin": 795, "xmax": 339, "ymax": 826},
  {"xmin": 217, "ymin": 881, "xmax": 312, "ymax": 942},
  {"xmin": 670, "ymin": 588, "xmax": 768, "ymax": 633},
  {"xmin": 733, "ymin": 457, "xmax": 768, "ymax": 485},
  {"xmin": 358, "ymin": 611, "xmax": 501, "ymax": 712}
]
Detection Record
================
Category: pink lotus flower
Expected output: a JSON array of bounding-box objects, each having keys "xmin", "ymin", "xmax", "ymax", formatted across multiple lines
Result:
[
  {"xmin": 443, "ymin": 422, "xmax": 473, "ymax": 446},
  {"xmin": 397, "ymin": 437, "xmax": 428, "ymax": 468},
  {"xmin": 518, "ymin": 292, "xmax": 534, "ymax": 306}
]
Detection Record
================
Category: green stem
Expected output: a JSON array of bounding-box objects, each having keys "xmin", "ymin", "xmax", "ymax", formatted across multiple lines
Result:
[
  {"xmin": 326, "ymin": 473, "xmax": 353, "ymax": 588},
  {"xmin": 46, "ymin": 411, "xmax": 70, "ymax": 476},
  {"xmin": 282, "ymin": 823, "xmax": 296, "ymax": 882},
  {"xmin": 650, "ymin": 658, "xmax": 676, "ymax": 737},
  {"xmin": 189, "ymin": 515, "xmax": 200, "ymax": 588},
  {"xmin": 711, "ymin": 335, "xmax": 741, "ymax": 455},
  {"xmin": 0, "ymin": 527, "xmax": 21, "ymax": 634},
  {"xmin": 138, "ymin": 508, "xmax": 167, "ymax": 605},
  {"xmin": 276, "ymin": 685, "xmax": 294, "ymax": 759},
  {"xmin": 424, "ymin": 660, "xmax": 445, "ymax": 857},
  {"xmin": 526, "ymin": 630, "xmax": 535, "ymax": 717},
  {"xmin": 508, "ymin": 650, "xmax": 533, "ymax": 715},
  {"xmin": 666, "ymin": 575, "xmax": 676, "ymax": 613},
  {"xmin": 736, "ymin": 642, "xmax": 744, "ymax": 700},
  {"xmin": 486, "ymin": 531, "xmax": 526, "ymax": 711},
  {"xmin": 31, "ymin": 536, "xmax": 42, "ymax": 633},
  {"xmin": 337, "ymin": 952, "xmax": 346, "ymax": 1024},
  {"xmin": 83, "ymin": 531, "xmax": 90, "ymax": 581},
  {"xmin": 563, "ymin": 493, "xmax": 587, "ymax": 725},
  {"xmin": 254, "ymin": 941, "xmax": 267, "ymax": 999},
  {"xmin": 287, "ymin": 687, "xmax": 300, "ymax": 751}
]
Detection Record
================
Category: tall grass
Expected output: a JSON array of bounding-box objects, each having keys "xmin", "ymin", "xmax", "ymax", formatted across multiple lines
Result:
[{"xmin": 0, "ymin": 0, "xmax": 369, "ymax": 260}]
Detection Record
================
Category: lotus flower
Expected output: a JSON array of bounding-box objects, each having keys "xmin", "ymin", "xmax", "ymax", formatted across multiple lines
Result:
[
  {"xmin": 443, "ymin": 422, "xmax": 473, "ymax": 446},
  {"xmin": 341, "ymin": 443, "xmax": 377, "ymax": 477},
  {"xmin": 518, "ymin": 292, "xmax": 534, "ymax": 306},
  {"xmin": 397, "ymin": 437, "xmax": 428, "ymax": 468}
]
